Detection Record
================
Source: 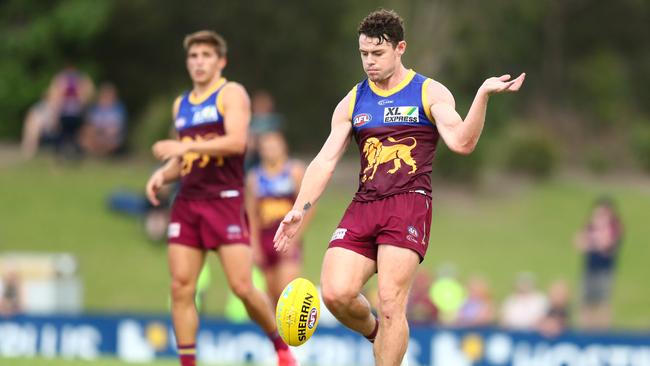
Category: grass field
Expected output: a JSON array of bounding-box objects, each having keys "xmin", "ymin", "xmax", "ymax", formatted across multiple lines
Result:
[{"xmin": 1, "ymin": 155, "xmax": 649, "ymax": 328}]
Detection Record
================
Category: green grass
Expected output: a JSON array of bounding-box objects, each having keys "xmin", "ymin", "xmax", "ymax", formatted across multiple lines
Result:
[{"xmin": 0, "ymin": 157, "xmax": 649, "ymax": 328}]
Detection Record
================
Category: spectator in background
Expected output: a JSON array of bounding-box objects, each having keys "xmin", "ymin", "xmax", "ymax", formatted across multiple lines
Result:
[
  {"xmin": 0, "ymin": 270, "xmax": 23, "ymax": 316},
  {"xmin": 500, "ymin": 272, "xmax": 548, "ymax": 331},
  {"xmin": 456, "ymin": 276, "xmax": 495, "ymax": 327},
  {"xmin": 538, "ymin": 280, "xmax": 571, "ymax": 337},
  {"xmin": 21, "ymin": 84, "xmax": 62, "ymax": 159},
  {"xmin": 575, "ymin": 196, "xmax": 623, "ymax": 329},
  {"xmin": 80, "ymin": 83, "xmax": 127, "ymax": 156},
  {"xmin": 407, "ymin": 270, "xmax": 438, "ymax": 324},
  {"xmin": 245, "ymin": 90, "xmax": 286, "ymax": 171},
  {"xmin": 50, "ymin": 63, "xmax": 95, "ymax": 158},
  {"xmin": 430, "ymin": 264, "xmax": 465, "ymax": 325}
]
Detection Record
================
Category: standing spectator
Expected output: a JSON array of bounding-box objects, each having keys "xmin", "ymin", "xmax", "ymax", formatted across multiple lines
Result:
[
  {"xmin": 500, "ymin": 272, "xmax": 548, "ymax": 331},
  {"xmin": 538, "ymin": 280, "xmax": 571, "ymax": 337},
  {"xmin": 244, "ymin": 90, "xmax": 286, "ymax": 171},
  {"xmin": 456, "ymin": 276, "xmax": 495, "ymax": 327},
  {"xmin": 50, "ymin": 63, "xmax": 95, "ymax": 157},
  {"xmin": 20, "ymin": 84, "xmax": 62, "ymax": 159},
  {"xmin": 575, "ymin": 196, "xmax": 623, "ymax": 329},
  {"xmin": 80, "ymin": 83, "xmax": 128, "ymax": 156}
]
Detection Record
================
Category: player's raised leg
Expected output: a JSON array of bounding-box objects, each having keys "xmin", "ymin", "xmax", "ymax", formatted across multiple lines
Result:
[
  {"xmin": 374, "ymin": 245, "xmax": 420, "ymax": 366},
  {"xmin": 321, "ymin": 247, "xmax": 378, "ymax": 340},
  {"xmin": 218, "ymin": 244, "xmax": 297, "ymax": 365},
  {"xmin": 168, "ymin": 244, "xmax": 206, "ymax": 366}
]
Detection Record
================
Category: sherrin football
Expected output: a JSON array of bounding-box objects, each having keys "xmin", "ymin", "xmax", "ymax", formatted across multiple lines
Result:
[{"xmin": 275, "ymin": 277, "xmax": 320, "ymax": 346}]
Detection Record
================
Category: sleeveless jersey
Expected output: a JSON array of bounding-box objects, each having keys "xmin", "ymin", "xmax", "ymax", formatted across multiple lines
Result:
[
  {"xmin": 349, "ymin": 69, "xmax": 439, "ymax": 202},
  {"xmin": 174, "ymin": 78, "xmax": 245, "ymax": 200},
  {"xmin": 253, "ymin": 161, "xmax": 297, "ymax": 229}
]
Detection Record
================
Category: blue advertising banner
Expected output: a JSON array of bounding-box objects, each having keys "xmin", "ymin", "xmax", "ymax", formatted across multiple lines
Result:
[{"xmin": 1, "ymin": 314, "xmax": 649, "ymax": 365}]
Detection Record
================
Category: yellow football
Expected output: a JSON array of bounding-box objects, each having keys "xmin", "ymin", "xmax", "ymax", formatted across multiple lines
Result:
[{"xmin": 275, "ymin": 277, "xmax": 320, "ymax": 346}]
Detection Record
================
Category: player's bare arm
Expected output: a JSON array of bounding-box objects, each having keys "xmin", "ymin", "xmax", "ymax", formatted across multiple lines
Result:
[
  {"xmin": 273, "ymin": 92, "xmax": 354, "ymax": 252},
  {"xmin": 152, "ymin": 82, "xmax": 250, "ymax": 160},
  {"xmin": 289, "ymin": 162, "xmax": 314, "ymax": 244},
  {"xmin": 146, "ymin": 157, "xmax": 181, "ymax": 206},
  {"xmin": 245, "ymin": 172, "xmax": 263, "ymax": 264},
  {"xmin": 430, "ymin": 73, "xmax": 525, "ymax": 155},
  {"xmin": 147, "ymin": 96, "xmax": 184, "ymax": 206}
]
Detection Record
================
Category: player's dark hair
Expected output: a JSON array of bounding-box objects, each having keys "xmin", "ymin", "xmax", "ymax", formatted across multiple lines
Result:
[
  {"xmin": 357, "ymin": 9, "xmax": 404, "ymax": 48},
  {"xmin": 183, "ymin": 30, "xmax": 227, "ymax": 58}
]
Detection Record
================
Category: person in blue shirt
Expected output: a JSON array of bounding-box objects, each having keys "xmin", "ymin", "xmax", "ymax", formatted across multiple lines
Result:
[
  {"xmin": 80, "ymin": 83, "xmax": 127, "ymax": 156},
  {"xmin": 575, "ymin": 196, "xmax": 623, "ymax": 329}
]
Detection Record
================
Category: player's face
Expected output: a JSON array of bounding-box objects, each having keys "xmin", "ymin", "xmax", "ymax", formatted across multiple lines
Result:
[
  {"xmin": 186, "ymin": 43, "xmax": 225, "ymax": 85},
  {"xmin": 359, "ymin": 34, "xmax": 406, "ymax": 82}
]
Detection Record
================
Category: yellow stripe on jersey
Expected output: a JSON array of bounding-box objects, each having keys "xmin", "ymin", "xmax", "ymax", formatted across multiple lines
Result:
[
  {"xmin": 348, "ymin": 85, "xmax": 358, "ymax": 121},
  {"xmin": 368, "ymin": 69, "xmax": 416, "ymax": 97},
  {"xmin": 177, "ymin": 348, "xmax": 196, "ymax": 355},
  {"xmin": 216, "ymin": 84, "xmax": 226, "ymax": 115},
  {"xmin": 189, "ymin": 77, "xmax": 227, "ymax": 105},
  {"xmin": 172, "ymin": 96, "xmax": 182, "ymax": 119},
  {"xmin": 421, "ymin": 78, "xmax": 435, "ymax": 125}
]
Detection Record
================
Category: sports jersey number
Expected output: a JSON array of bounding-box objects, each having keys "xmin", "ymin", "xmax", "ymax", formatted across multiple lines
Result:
[{"xmin": 180, "ymin": 134, "xmax": 224, "ymax": 175}]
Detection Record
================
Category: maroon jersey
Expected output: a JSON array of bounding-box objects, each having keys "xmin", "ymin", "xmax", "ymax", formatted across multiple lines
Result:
[
  {"xmin": 349, "ymin": 70, "xmax": 439, "ymax": 201},
  {"xmin": 174, "ymin": 78, "xmax": 245, "ymax": 200}
]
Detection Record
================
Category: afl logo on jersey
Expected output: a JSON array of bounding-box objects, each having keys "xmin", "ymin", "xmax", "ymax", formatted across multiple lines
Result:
[
  {"xmin": 353, "ymin": 113, "xmax": 372, "ymax": 127},
  {"xmin": 192, "ymin": 105, "xmax": 218, "ymax": 125}
]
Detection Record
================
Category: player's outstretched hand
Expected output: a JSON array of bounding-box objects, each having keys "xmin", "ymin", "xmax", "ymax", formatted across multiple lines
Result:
[
  {"xmin": 274, "ymin": 209, "xmax": 304, "ymax": 253},
  {"xmin": 480, "ymin": 73, "xmax": 526, "ymax": 95},
  {"xmin": 152, "ymin": 140, "xmax": 188, "ymax": 161},
  {"xmin": 146, "ymin": 170, "xmax": 165, "ymax": 206}
]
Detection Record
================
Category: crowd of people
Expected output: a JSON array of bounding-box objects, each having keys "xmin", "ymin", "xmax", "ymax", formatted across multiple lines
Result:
[
  {"xmin": 393, "ymin": 196, "xmax": 622, "ymax": 335},
  {"xmin": 21, "ymin": 64, "xmax": 127, "ymax": 160}
]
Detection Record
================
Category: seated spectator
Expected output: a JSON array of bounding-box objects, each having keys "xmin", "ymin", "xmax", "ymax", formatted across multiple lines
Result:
[
  {"xmin": 80, "ymin": 83, "xmax": 127, "ymax": 156},
  {"xmin": 538, "ymin": 280, "xmax": 571, "ymax": 337},
  {"xmin": 50, "ymin": 64, "xmax": 95, "ymax": 158},
  {"xmin": 21, "ymin": 85, "xmax": 62, "ymax": 159},
  {"xmin": 456, "ymin": 276, "xmax": 495, "ymax": 327},
  {"xmin": 500, "ymin": 272, "xmax": 548, "ymax": 331},
  {"xmin": 407, "ymin": 270, "xmax": 438, "ymax": 324}
]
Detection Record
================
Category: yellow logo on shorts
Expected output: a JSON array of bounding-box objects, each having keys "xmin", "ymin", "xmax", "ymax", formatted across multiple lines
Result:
[
  {"xmin": 361, "ymin": 136, "xmax": 417, "ymax": 182},
  {"xmin": 181, "ymin": 134, "xmax": 224, "ymax": 175}
]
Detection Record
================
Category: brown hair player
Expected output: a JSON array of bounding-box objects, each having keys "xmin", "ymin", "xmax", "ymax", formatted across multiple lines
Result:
[
  {"xmin": 145, "ymin": 30, "xmax": 298, "ymax": 366},
  {"xmin": 274, "ymin": 9, "xmax": 525, "ymax": 366}
]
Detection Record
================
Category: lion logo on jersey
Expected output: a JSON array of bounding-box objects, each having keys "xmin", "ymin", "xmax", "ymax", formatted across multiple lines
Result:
[
  {"xmin": 180, "ymin": 135, "xmax": 224, "ymax": 176},
  {"xmin": 361, "ymin": 136, "xmax": 417, "ymax": 182}
]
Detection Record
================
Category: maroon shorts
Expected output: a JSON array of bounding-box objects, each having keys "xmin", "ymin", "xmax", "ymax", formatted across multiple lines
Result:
[
  {"xmin": 258, "ymin": 227, "xmax": 302, "ymax": 269},
  {"xmin": 168, "ymin": 196, "xmax": 250, "ymax": 250},
  {"xmin": 328, "ymin": 192, "xmax": 432, "ymax": 261}
]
